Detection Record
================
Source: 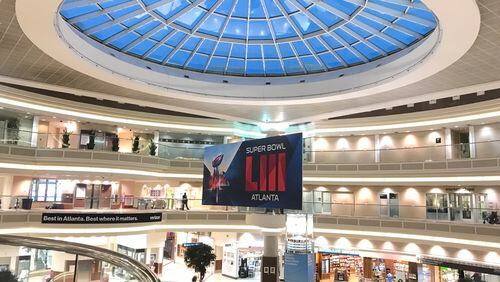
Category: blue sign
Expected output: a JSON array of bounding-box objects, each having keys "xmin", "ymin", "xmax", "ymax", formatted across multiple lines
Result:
[
  {"xmin": 284, "ymin": 253, "xmax": 315, "ymax": 282},
  {"xmin": 202, "ymin": 133, "xmax": 303, "ymax": 209}
]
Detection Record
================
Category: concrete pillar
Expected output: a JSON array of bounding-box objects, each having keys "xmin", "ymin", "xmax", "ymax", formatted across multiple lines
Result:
[
  {"xmin": 374, "ymin": 134, "xmax": 380, "ymax": 163},
  {"xmin": 469, "ymin": 125, "xmax": 476, "ymax": 158},
  {"xmin": 31, "ymin": 116, "xmax": 39, "ymax": 147},
  {"xmin": 444, "ymin": 128, "xmax": 452, "ymax": 160},
  {"xmin": 262, "ymin": 232, "xmax": 279, "ymax": 282},
  {"xmin": 0, "ymin": 176, "xmax": 13, "ymax": 210}
]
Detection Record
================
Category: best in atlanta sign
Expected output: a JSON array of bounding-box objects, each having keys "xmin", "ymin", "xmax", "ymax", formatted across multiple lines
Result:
[{"xmin": 202, "ymin": 133, "xmax": 302, "ymax": 209}]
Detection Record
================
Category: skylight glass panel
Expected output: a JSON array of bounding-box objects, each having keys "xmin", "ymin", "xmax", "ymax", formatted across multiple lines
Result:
[
  {"xmin": 226, "ymin": 58, "xmax": 246, "ymax": 74},
  {"xmin": 263, "ymin": 45, "xmax": 279, "ymax": 59},
  {"xmin": 336, "ymin": 48, "xmax": 363, "ymax": 64},
  {"xmin": 232, "ymin": 0, "xmax": 249, "ymax": 18},
  {"xmin": 291, "ymin": 13, "xmax": 321, "ymax": 35},
  {"xmin": 60, "ymin": 0, "xmax": 438, "ymax": 77},
  {"xmin": 263, "ymin": 0, "xmax": 283, "ymax": 17},
  {"xmin": 198, "ymin": 14, "xmax": 225, "ymax": 36},
  {"xmin": 249, "ymin": 0, "xmax": 266, "ymax": 18},
  {"xmin": 248, "ymin": 21, "xmax": 272, "ymax": 40},
  {"xmin": 148, "ymin": 45, "xmax": 174, "ymax": 62},
  {"xmin": 271, "ymin": 18, "xmax": 297, "ymax": 39},
  {"xmin": 129, "ymin": 39, "xmax": 156, "ymax": 56},
  {"xmin": 168, "ymin": 50, "xmax": 192, "ymax": 65},
  {"xmin": 231, "ymin": 44, "xmax": 246, "ymax": 58},
  {"xmin": 265, "ymin": 60, "xmax": 284, "ymax": 76},
  {"xmin": 246, "ymin": 60, "xmax": 264, "ymax": 75}
]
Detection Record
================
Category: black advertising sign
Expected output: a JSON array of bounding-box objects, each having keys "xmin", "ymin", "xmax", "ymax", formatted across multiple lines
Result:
[
  {"xmin": 41, "ymin": 212, "xmax": 162, "ymax": 224},
  {"xmin": 202, "ymin": 133, "xmax": 303, "ymax": 209}
]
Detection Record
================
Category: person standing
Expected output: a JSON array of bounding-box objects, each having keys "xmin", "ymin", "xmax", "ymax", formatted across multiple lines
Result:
[{"xmin": 182, "ymin": 193, "xmax": 190, "ymax": 210}]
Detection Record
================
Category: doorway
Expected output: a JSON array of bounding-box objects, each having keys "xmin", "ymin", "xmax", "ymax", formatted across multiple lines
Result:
[
  {"xmin": 451, "ymin": 128, "xmax": 470, "ymax": 159},
  {"xmin": 379, "ymin": 192, "xmax": 399, "ymax": 218}
]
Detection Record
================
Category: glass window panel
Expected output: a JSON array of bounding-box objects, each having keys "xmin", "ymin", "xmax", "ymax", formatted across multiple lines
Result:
[
  {"xmin": 263, "ymin": 0, "xmax": 282, "ymax": 17},
  {"xmin": 383, "ymin": 27, "xmax": 415, "ymax": 45},
  {"xmin": 406, "ymin": 7, "xmax": 436, "ymax": 22},
  {"xmin": 371, "ymin": 0, "xmax": 406, "ymax": 13},
  {"xmin": 46, "ymin": 180, "xmax": 57, "ymax": 202},
  {"xmin": 318, "ymin": 52, "xmax": 343, "ymax": 69},
  {"xmin": 148, "ymin": 44, "xmax": 174, "ymax": 62},
  {"xmin": 31, "ymin": 180, "xmax": 37, "ymax": 200},
  {"xmin": 198, "ymin": 14, "xmax": 225, "ymax": 36},
  {"xmin": 167, "ymin": 50, "xmax": 192, "ymax": 65},
  {"xmin": 271, "ymin": 18, "xmax": 297, "ymax": 39},
  {"xmin": 246, "ymin": 60, "xmax": 264, "ymax": 75},
  {"xmin": 232, "ymin": 0, "xmax": 249, "ymax": 18},
  {"xmin": 356, "ymin": 14, "xmax": 385, "ymax": 31},
  {"xmin": 110, "ymin": 32, "xmax": 140, "ymax": 49},
  {"xmin": 121, "ymin": 13, "xmax": 149, "ymax": 27},
  {"xmin": 165, "ymin": 31, "xmax": 187, "ymax": 46},
  {"xmin": 295, "ymin": 0, "xmax": 312, "ymax": 8},
  {"xmin": 100, "ymin": 0, "xmax": 130, "ymax": 9},
  {"xmin": 306, "ymin": 37, "xmax": 327, "ymax": 53},
  {"xmin": 336, "ymin": 48, "xmax": 363, "ymax": 64},
  {"xmin": 214, "ymin": 42, "xmax": 232, "ymax": 56},
  {"xmin": 109, "ymin": 5, "xmax": 142, "ymax": 20},
  {"xmin": 181, "ymin": 37, "xmax": 202, "ymax": 51},
  {"xmin": 200, "ymin": 0, "xmax": 218, "ymax": 9},
  {"xmin": 292, "ymin": 41, "xmax": 311, "ymax": 56},
  {"xmin": 231, "ymin": 44, "xmax": 246, "ymax": 58},
  {"xmin": 37, "ymin": 180, "xmax": 47, "ymax": 202},
  {"xmin": 154, "ymin": 0, "xmax": 189, "ymax": 19},
  {"xmin": 283, "ymin": 58, "xmax": 304, "ymax": 74},
  {"xmin": 353, "ymin": 42, "xmax": 380, "ymax": 60},
  {"xmin": 75, "ymin": 15, "xmax": 110, "ymax": 31},
  {"xmin": 320, "ymin": 34, "xmax": 342, "ymax": 49},
  {"xmin": 291, "ymin": 13, "xmax": 321, "ymax": 35},
  {"xmin": 247, "ymin": 45, "xmax": 262, "ymax": 59},
  {"xmin": 334, "ymin": 28, "xmax": 358, "ymax": 44},
  {"xmin": 198, "ymin": 39, "xmax": 217, "ymax": 54},
  {"xmin": 394, "ymin": 18, "xmax": 433, "ymax": 35},
  {"xmin": 135, "ymin": 20, "xmax": 161, "ymax": 35},
  {"xmin": 345, "ymin": 23, "xmax": 371, "ymax": 38},
  {"xmin": 265, "ymin": 60, "xmax": 284, "ymax": 75},
  {"xmin": 129, "ymin": 39, "xmax": 156, "ymax": 56},
  {"xmin": 223, "ymin": 19, "xmax": 248, "ymax": 39},
  {"xmin": 226, "ymin": 58, "xmax": 246, "ymax": 74},
  {"xmin": 278, "ymin": 0, "xmax": 299, "ymax": 13},
  {"xmin": 263, "ymin": 45, "xmax": 279, "ymax": 59},
  {"xmin": 186, "ymin": 53, "xmax": 210, "ymax": 70},
  {"xmin": 60, "ymin": 5, "xmax": 100, "ymax": 19},
  {"xmin": 249, "ymin": 0, "xmax": 266, "ymax": 18},
  {"xmin": 151, "ymin": 27, "xmax": 174, "ymax": 41},
  {"xmin": 207, "ymin": 57, "xmax": 228, "ymax": 73},
  {"xmin": 322, "ymin": 0, "xmax": 358, "ymax": 15},
  {"xmin": 278, "ymin": 43, "xmax": 295, "ymax": 58},
  {"xmin": 248, "ymin": 21, "xmax": 272, "ymax": 40},
  {"xmin": 175, "ymin": 7, "xmax": 206, "ymax": 29},
  {"xmin": 368, "ymin": 36, "xmax": 398, "ymax": 53},
  {"xmin": 308, "ymin": 6, "xmax": 341, "ymax": 27},
  {"xmin": 143, "ymin": 0, "xmax": 163, "ymax": 6},
  {"xmin": 300, "ymin": 56, "xmax": 323, "ymax": 72},
  {"xmin": 364, "ymin": 8, "xmax": 397, "ymax": 22},
  {"xmin": 92, "ymin": 24, "xmax": 125, "ymax": 41},
  {"xmin": 215, "ymin": 0, "xmax": 236, "ymax": 15}
]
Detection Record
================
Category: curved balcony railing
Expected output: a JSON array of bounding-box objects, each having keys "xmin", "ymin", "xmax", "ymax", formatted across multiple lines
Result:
[
  {"xmin": 0, "ymin": 234, "xmax": 160, "ymax": 282},
  {"xmin": 1, "ymin": 195, "xmax": 498, "ymax": 226},
  {"xmin": 2, "ymin": 127, "xmax": 500, "ymax": 164}
]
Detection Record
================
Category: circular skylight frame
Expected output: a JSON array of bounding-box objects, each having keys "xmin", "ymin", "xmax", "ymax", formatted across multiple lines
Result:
[{"xmin": 58, "ymin": 0, "xmax": 438, "ymax": 78}]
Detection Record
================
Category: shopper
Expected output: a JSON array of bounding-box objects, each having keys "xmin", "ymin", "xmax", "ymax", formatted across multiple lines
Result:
[{"xmin": 182, "ymin": 193, "xmax": 190, "ymax": 210}]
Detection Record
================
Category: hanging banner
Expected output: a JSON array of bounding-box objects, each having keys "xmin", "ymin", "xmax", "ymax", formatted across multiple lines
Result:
[
  {"xmin": 41, "ymin": 212, "xmax": 162, "ymax": 224},
  {"xmin": 202, "ymin": 133, "xmax": 302, "ymax": 209}
]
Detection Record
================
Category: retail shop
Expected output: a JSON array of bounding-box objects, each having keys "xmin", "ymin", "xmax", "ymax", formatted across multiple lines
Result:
[{"xmin": 222, "ymin": 243, "xmax": 263, "ymax": 279}]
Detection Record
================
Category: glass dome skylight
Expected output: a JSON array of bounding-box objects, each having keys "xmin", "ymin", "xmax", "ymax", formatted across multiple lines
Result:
[{"xmin": 59, "ymin": 0, "xmax": 437, "ymax": 77}]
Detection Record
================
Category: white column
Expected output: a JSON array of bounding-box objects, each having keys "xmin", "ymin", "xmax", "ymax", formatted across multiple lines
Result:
[
  {"xmin": 374, "ymin": 134, "xmax": 380, "ymax": 163},
  {"xmin": 0, "ymin": 176, "xmax": 13, "ymax": 210},
  {"xmin": 445, "ymin": 128, "xmax": 452, "ymax": 160},
  {"xmin": 30, "ymin": 116, "xmax": 39, "ymax": 147},
  {"xmin": 469, "ymin": 125, "xmax": 476, "ymax": 158}
]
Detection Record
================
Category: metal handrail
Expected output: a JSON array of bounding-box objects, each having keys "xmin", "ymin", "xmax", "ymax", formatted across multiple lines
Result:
[{"xmin": 0, "ymin": 235, "xmax": 160, "ymax": 282}]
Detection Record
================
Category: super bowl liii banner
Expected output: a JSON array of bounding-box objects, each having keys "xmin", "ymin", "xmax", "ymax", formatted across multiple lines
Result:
[{"xmin": 202, "ymin": 133, "xmax": 302, "ymax": 209}]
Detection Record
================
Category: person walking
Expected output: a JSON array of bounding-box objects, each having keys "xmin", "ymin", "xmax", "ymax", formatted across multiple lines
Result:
[{"xmin": 182, "ymin": 193, "xmax": 190, "ymax": 210}]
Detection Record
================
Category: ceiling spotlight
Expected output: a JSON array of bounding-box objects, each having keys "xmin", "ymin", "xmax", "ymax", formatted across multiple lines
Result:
[
  {"xmin": 452, "ymin": 96, "xmax": 460, "ymax": 101},
  {"xmin": 222, "ymin": 80, "xmax": 228, "ymax": 84},
  {"xmin": 407, "ymin": 103, "xmax": 414, "ymax": 108},
  {"xmin": 477, "ymin": 91, "xmax": 485, "ymax": 96},
  {"xmin": 265, "ymin": 82, "xmax": 271, "ymax": 85},
  {"xmin": 429, "ymin": 100, "xmax": 436, "ymax": 104},
  {"xmin": 299, "ymin": 80, "xmax": 306, "ymax": 83},
  {"xmin": 183, "ymin": 75, "xmax": 190, "ymax": 79}
]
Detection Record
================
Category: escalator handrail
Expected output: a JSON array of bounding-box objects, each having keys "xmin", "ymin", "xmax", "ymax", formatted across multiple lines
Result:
[{"xmin": 0, "ymin": 234, "xmax": 160, "ymax": 282}]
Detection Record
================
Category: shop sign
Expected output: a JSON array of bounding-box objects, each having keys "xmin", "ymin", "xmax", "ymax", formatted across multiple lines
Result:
[
  {"xmin": 318, "ymin": 248, "xmax": 360, "ymax": 256},
  {"xmin": 182, "ymin": 243, "xmax": 201, "ymax": 247},
  {"xmin": 41, "ymin": 212, "xmax": 162, "ymax": 224},
  {"xmin": 202, "ymin": 133, "xmax": 303, "ymax": 209}
]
